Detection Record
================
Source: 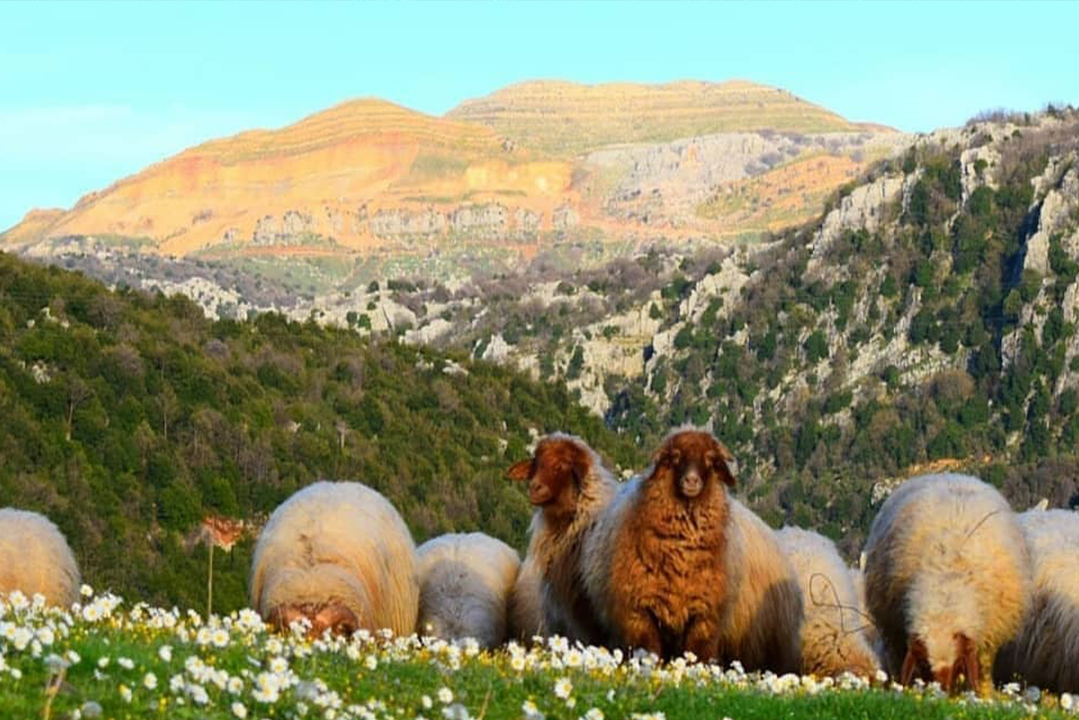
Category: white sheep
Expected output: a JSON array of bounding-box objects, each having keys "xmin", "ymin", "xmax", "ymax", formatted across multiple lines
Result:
[
  {"xmin": 994, "ymin": 508, "xmax": 1079, "ymax": 692},
  {"xmin": 864, "ymin": 473, "xmax": 1031, "ymax": 695},
  {"xmin": 0, "ymin": 508, "xmax": 81, "ymax": 608},
  {"xmin": 249, "ymin": 481, "xmax": 419, "ymax": 638},
  {"xmin": 776, "ymin": 526, "xmax": 881, "ymax": 677},
  {"xmin": 507, "ymin": 553, "xmax": 547, "ymax": 641},
  {"xmin": 717, "ymin": 499, "xmax": 804, "ymax": 673},
  {"xmin": 416, "ymin": 532, "xmax": 521, "ymax": 648}
]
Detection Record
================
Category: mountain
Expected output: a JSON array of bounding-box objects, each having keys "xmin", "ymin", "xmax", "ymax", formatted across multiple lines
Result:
[
  {"xmin": 339, "ymin": 106, "xmax": 1079, "ymax": 553},
  {"xmin": 0, "ymin": 249, "xmax": 640, "ymax": 612},
  {"xmin": 446, "ymin": 79, "xmax": 874, "ymax": 155},
  {"xmin": 2, "ymin": 80, "xmax": 903, "ymax": 289}
]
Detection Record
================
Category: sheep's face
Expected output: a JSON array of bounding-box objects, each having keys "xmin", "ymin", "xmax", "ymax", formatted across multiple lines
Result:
[
  {"xmin": 901, "ymin": 633, "xmax": 980, "ymax": 694},
  {"xmin": 506, "ymin": 438, "xmax": 592, "ymax": 521},
  {"xmin": 270, "ymin": 603, "xmax": 360, "ymax": 639},
  {"xmin": 650, "ymin": 430, "xmax": 735, "ymax": 501}
]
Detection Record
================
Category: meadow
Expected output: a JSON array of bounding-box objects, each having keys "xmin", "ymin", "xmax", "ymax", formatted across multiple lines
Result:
[{"xmin": 1, "ymin": 587, "xmax": 1075, "ymax": 720}]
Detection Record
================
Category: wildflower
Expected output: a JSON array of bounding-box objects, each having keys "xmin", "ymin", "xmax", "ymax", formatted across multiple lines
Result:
[
  {"xmin": 554, "ymin": 677, "xmax": 573, "ymax": 700},
  {"xmin": 1061, "ymin": 693, "xmax": 1075, "ymax": 712},
  {"xmin": 269, "ymin": 655, "xmax": 288, "ymax": 674},
  {"xmin": 212, "ymin": 628, "xmax": 230, "ymax": 647},
  {"xmin": 522, "ymin": 699, "xmax": 545, "ymax": 720},
  {"xmin": 118, "ymin": 684, "xmax": 132, "ymax": 703},
  {"xmin": 438, "ymin": 687, "xmax": 454, "ymax": 704},
  {"xmin": 143, "ymin": 672, "xmax": 158, "ymax": 690},
  {"xmin": 582, "ymin": 709, "xmax": 604, "ymax": 720},
  {"xmin": 228, "ymin": 677, "xmax": 244, "ymax": 695},
  {"xmin": 442, "ymin": 704, "xmax": 471, "ymax": 720},
  {"xmin": 231, "ymin": 702, "xmax": 248, "ymax": 719},
  {"xmin": 36, "ymin": 627, "xmax": 55, "ymax": 645},
  {"xmin": 80, "ymin": 701, "xmax": 103, "ymax": 718},
  {"xmin": 118, "ymin": 656, "xmax": 135, "ymax": 670},
  {"xmin": 364, "ymin": 654, "xmax": 378, "ymax": 670},
  {"xmin": 158, "ymin": 645, "xmax": 173, "ymax": 662},
  {"xmin": 421, "ymin": 695, "xmax": 433, "ymax": 710},
  {"xmin": 96, "ymin": 656, "xmax": 110, "ymax": 669}
]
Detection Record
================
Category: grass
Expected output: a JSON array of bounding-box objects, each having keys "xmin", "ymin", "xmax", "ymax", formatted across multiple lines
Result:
[{"xmin": 1, "ymin": 589, "xmax": 1074, "ymax": 720}]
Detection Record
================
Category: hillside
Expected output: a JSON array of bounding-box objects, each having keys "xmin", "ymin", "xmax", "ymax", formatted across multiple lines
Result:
[
  {"xmin": 2, "ymin": 80, "xmax": 902, "ymax": 288},
  {"xmin": 342, "ymin": 107, "xmax": 1079, "ymax": 553},
  {"xmin": 0, "ymin": 250, "xmax": 641, "ymax": 613},
  {"xmin": 446, "ymin": 79, "xmax": 869, "ymax": 155}
]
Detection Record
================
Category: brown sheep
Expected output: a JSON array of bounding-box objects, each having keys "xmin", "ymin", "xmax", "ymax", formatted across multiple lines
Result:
[
  {"xmin": 506, "ymin": 433, "xmax": 620, "ymax": 645},
  {"xmin": 582, "ymin": 429, "xmax": 735, "ymax": 661}
]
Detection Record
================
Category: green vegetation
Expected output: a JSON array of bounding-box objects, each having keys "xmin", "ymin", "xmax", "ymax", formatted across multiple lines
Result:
[
  {"xmin": 606, "ymin": 119, "xmax": 1079, "ymax": 552},
  {"xmin": 1, "ymin": 597, "xmax": 1071, "ymax": 720},
  {"xmin": 0, "ymin": 252, "xmax": 640, "ymax": 614}
]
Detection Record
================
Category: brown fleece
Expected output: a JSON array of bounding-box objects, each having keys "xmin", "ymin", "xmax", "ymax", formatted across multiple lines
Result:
[{"xmin": 607, "ymin": 430, "xmax": 735, "ymax": 661}]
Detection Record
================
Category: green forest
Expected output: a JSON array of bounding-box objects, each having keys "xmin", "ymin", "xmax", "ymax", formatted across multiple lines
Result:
[
  {"xmin": 0, "ymin": 252, "xmax": 641, "ymax": 613},
  {"xmin": 604, "ymin": 115, "xmax": 1079, "ymax": 551}
]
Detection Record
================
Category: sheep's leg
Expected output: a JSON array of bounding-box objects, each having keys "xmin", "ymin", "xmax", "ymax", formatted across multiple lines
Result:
[
  {"xmin": 622, "ymin": 609, "xmax": 663, "ymax": 658},
  {"xmin": 684, "ymin": 614, "xmax": 722, "ymax": 663}
]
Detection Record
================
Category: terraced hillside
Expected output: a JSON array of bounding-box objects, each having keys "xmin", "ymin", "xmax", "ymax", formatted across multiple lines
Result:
[{"xmin": 2, "ymin": 80, "xmax": 903, "ymax": 287}]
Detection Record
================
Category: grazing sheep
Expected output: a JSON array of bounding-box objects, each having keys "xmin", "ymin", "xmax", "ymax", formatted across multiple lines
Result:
[
  {"xmin": 776, "ymin": 527, "xmax": 881, "ymax": 677},
  {"xmin": 250, "ymin": 481, "xmax": 419, "ymax": 638},
  {"xmin": 506, "ymin": 433, "xmax": 620, "ymax": 645},
  {"xmin": 0, "ymin": 508, "xmax": 80, "ymax": 608},
  {"xmin": 994, "ymin": 509, "xmax": 1079, "ymax": 693},
  {"xmin": 507, "ymin": 554, "xmax": 547, "ymax": 641},
  {"xmin": 717, "ymin": 499, "xmax": 803, "ymax": 673},
  {"xmin": 850, "ymin": 560, "xmax": 885, "ymax": 667},
  {"xmin": 864, "ymin": 473, "xmax": 1031, "ymax": 695},
  {"xmin": 416, "ymin": 532, "xmax": 520, "ymax": 648}
]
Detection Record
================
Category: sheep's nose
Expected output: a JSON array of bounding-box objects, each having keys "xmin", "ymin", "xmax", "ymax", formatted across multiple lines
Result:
[{"xmin": 680, "ymin": 470, "xmax": 703, "ymax": 498}]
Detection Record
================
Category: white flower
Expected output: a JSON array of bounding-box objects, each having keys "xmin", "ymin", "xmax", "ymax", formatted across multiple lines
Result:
[
  {"xmin": 269, "ymin": 655, "xmax": 288, "ymax": 674},
  {"xmin": 228, "ymin": 677, "xmax": 244, "ymax": 695},
  {"xmin": 364, "ymin": 654, "xmax": 378, "ymax": 670},
  {"xmin": 96, "ymin": 656, "xmax": 110, "ymax": 669},
  {"xmin": 231, "ymin": 701, "xmax": 248, "ymax": 718},
  {"xmin": 437, "ymin": 687, "xmax": 454, "ymax": 704},
  {"xmin": 421, "ymin": 695, "xmax": 433, "ymax": 710},
  {"xmin": 82, "ymin": 605, "xmax": 101, "ymax": 622},
  {"xmin": 143, "ymin": 672, "xmax": 158, "ymax": 690},
  {"xmin": 212, "ymin": 628, "xmax": 230, "ymax": 648},
  {"xmin": 510, "ymin": 654, "xmax": 526, "ymax": 672},
  {"xmin": 118, "ymin": 684, "xmax": 132, "ymax": 703},
  {"xmin": 80, "ymin": 584, "xmax": 94, "ymax": 598},
  {"xmin": 522, "ymin": 699, "xmax": 545, "ymax": 720},
  {"xmin": 554, "ymin": 677, "xmax": 573, "ymax": 700},
  {"xmin": 118, "ymin": 656, "xmax": 135, "ymax": 670},
  {"xmin": 581, "ymin": 709, "xmax": 604, "ymax": 720},
  {"xmin": 36, "ymin": 627, "xmax": 55, "ymax": 645},
  {"xmin": 158, "ymin": 645, "xmax": 173, "ymax": 662}
]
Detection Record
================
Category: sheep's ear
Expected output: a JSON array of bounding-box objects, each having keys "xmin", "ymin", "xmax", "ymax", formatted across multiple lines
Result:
[
  {"xmin": 650, "ymin": 441, "xmax": 680, "ymax": 469},
  {"xmin": 506, "ymin": 459, "xmax": 533, "ymax": 482},
  {"xmin": 711, "ymin": 440, "xmax": 737, "ymax": 488}
]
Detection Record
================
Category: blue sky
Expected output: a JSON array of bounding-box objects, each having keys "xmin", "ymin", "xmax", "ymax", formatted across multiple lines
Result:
[{"xmin": 2, "ymin": 1, "xmax": 1077, "ymax": 231}]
